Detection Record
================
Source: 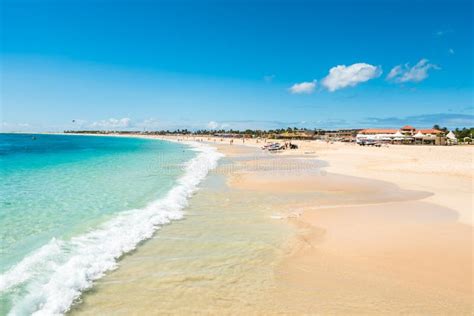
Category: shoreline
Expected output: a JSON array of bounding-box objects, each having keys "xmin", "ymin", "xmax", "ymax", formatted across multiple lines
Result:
[{"xmin": 41, "ymin": 133, "xmax": 473, "ymax": 314}]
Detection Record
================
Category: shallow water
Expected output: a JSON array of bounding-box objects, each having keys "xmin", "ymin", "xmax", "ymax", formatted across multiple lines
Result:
[
  {"xmin": 0, "ymin": 134, "xmax": 221, "ymax": 315},
  {"xmin": 71, "ymin": 152, "xmax": 296, "ymax": 314}
]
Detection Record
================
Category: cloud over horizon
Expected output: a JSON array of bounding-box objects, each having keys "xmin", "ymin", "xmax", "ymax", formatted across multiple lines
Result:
[
  {"xmin": 321, "ymin": 63, "xmax": 382, "ymax": 92},
  {"xmin": 207, "ymin": 121, "xmax": 219, "ymax": 129},
  {"xmin": 387, "ymin": 59, "xmax": 440, "ymax": 83},
  {"xmin": 90, "ymin": 118, "xmax": 132, "ymax": 129},
  {"xmin": 2, "ymin": 112, "xmax": 472, "ymax": 134}
]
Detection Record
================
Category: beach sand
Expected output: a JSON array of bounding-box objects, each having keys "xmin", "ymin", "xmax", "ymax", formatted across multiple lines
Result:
[
  {"xmin": 220, "ymin": 141, "xmax": 473, "ymax": 314},
  {"xmin": 73, "ymin": 136, "xmax": 473, "ymax": 314}
]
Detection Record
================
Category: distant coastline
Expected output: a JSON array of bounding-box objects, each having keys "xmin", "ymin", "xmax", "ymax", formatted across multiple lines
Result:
[{"xmin": 61, "ymin": 124, "xmax": 474, "ymax": 146}]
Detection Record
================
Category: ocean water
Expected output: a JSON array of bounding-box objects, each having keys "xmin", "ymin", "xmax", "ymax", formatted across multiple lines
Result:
[{"xmin": 0, "ymin": 134, "xmax": 222, "ymax": 315}]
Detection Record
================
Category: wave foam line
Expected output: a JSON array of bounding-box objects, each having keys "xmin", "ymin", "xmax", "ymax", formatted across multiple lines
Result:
[{"xmin": 0, "ymin": 141, "xmax": 223, "ymax": 316}]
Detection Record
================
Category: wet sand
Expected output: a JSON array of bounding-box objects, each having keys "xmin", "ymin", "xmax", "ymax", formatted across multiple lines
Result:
[{"xmin": 72, "ymin": 137, "xmax": 473, "ymax": 315}]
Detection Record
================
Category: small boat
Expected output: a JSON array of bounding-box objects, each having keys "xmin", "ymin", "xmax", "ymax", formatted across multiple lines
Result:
[{"xmin": 268, "ymin": 143, "xmax": 284, "ymax": 151}]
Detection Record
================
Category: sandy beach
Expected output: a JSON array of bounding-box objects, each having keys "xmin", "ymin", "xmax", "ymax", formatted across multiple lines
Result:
[
  {"xmin": 183, "ymin": 136, "xmax": 474, "ymax": 313},
  {"xmin": 3, "ymin": 1, "xmax": 473, "ymax": 314},
  {"xmin": 71, "ymin": 135, "xmax": 473, "ymax": 314}
]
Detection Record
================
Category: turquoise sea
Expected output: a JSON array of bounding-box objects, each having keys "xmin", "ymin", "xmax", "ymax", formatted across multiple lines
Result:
[{"xmin": 0, "ymin": 134, "xmax": 222, "ymax": 315}]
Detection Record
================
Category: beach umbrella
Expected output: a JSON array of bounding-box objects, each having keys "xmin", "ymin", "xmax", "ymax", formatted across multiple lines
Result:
[
  {"xmin": 414, "ymin": 131, "xmax": 424, "ymax": 138},
  {"xmin": 446, "ymin": 131, "xmax": 456, "ymax": 140},
  {"xmin": 394, "ymin": 130, "xmax": 404, "ymax": 137}
]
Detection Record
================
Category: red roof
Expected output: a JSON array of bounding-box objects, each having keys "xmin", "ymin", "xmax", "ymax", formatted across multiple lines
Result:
[
  {"xmin": 401, "ymin": 125, "xmax": 416, "ymax": 130},
  {"xmin": 418, "ymin": 129, "xmax": 443, "ymax": 134},
  {"xmin": 360, "ymin": 129, "xmax": 398, "ymax": 134}
]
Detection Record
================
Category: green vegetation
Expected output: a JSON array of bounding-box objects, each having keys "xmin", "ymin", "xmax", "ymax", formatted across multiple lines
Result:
[
  {"xmin": 453, "ymin": 127, "xmax": 474, "ymax": 142},
  {"xmin": 64, "ymin": 127, "xmax": 322, "ymax": 138},
  {"xmin": 432, "ymin": 124, "xmax": 474, "ymax": 141},
  {"xmin": 432, "ymin": 124, "xmax": 448, "ymax": 133}
]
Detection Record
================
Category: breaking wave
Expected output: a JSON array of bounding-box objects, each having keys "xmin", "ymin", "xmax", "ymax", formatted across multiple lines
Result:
[{"xmin": 0, "ymin": 141, "xmax": 223, "ymax": 316}]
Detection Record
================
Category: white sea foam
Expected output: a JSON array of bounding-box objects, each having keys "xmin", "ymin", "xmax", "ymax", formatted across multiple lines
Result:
[{"xmin": 0, "ymin": 141, "xmax": 223, "ymax": 316}]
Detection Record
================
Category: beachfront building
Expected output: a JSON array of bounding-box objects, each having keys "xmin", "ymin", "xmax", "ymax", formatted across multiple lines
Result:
[
  {"xmin": 356, "ymin": 126, "xmax": 446, "ymax": 145},
  {"xmin": 400, "ymin": 125, "xmax": 416, "ymax": 136}
]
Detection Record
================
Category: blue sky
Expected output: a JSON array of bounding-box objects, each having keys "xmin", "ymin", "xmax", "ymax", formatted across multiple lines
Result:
[{"xmin": 1, "ymin": 0, "xmax": 473, "ymax": 131}]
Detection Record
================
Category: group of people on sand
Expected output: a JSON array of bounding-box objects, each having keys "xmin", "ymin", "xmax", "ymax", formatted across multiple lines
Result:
[
  {"xmin": 228, "ymin": 138, "xmax": 298, "ymax": 150},
  {"xmin": 283, "ymin": 141, "xmax": 298, "ymax": 149},
  {"xmin": 228, "ymin": 138, "xmax": 248, "ymax": 145}
]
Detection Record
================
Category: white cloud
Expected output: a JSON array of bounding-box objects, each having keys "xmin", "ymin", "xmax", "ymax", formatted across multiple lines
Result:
[
  {"xmin": 289, "ymin": 80, "xmax": 317, "ymax": 94},
  {"xmin": 387, "ymin": 59, "xmax": 440, "ymax": 83},
  {"xmin": 321, "ymin": 63, "xmax": 382, "ymax": 92},
  {"xmin": 448, "ymin": 48, "xmax": 455, "ymax": 55},
  {"xmin": 1, "ymin": 122, "xmax": 37, "ymax": 132},
  {"xmin": 386, "ymin": 65, "xmax": 402, "ymax": 80},
  {"xmin": 91, "ymin": 117, "xmax": 131, "ymax": 129},
  {"xmin": 206, "ymin": 121, "xmax": 230, "ymax": 130},
  {"xmin": 207, "ymin": 121, "xmax": 219, "ymax": 129}
]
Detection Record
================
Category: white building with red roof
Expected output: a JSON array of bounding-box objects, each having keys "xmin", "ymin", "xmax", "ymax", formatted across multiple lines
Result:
[{"xmin": 356, "ymin": 126, "xmax": 445, "ymax": 145}]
